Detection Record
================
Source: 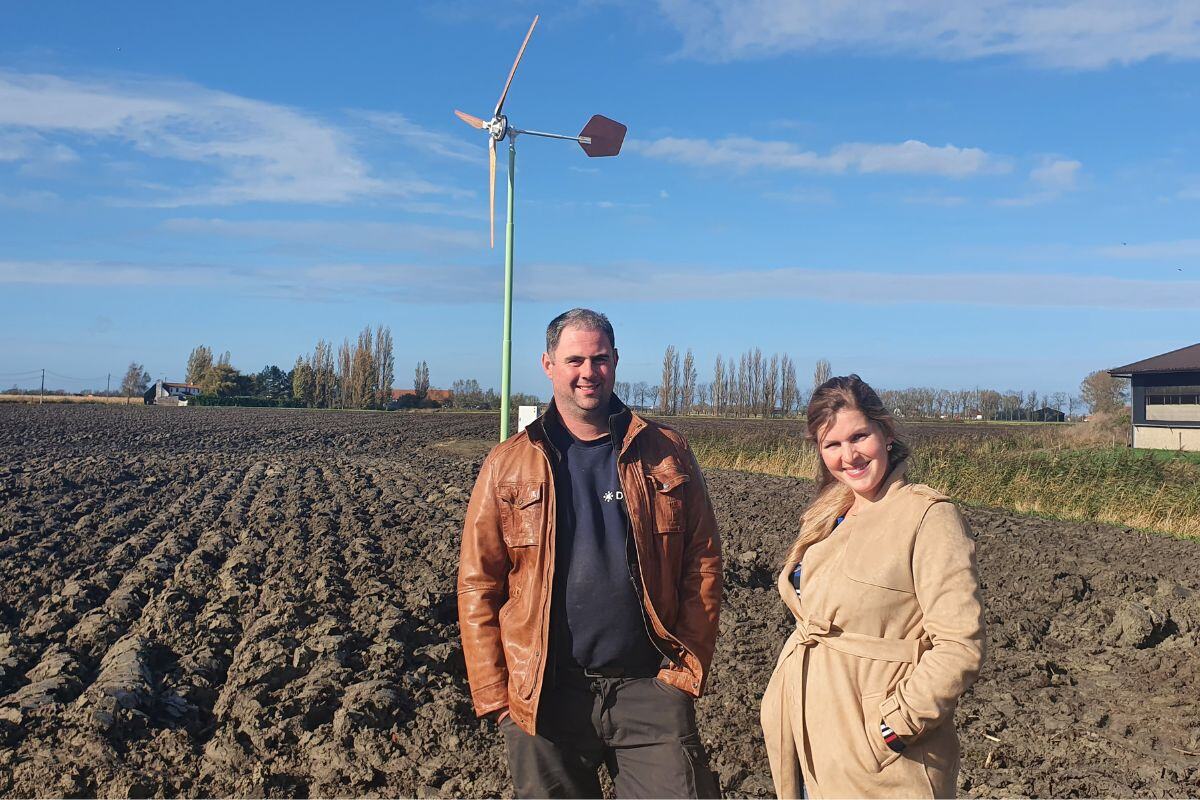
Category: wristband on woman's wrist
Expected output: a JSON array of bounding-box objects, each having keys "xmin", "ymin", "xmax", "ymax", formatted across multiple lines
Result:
[{"xmin": 880, "ymin": 721, "xmax": 906, "ymax": 753}]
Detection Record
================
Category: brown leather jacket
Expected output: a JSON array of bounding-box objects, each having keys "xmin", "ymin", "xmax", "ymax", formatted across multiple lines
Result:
[{"xmin": 457, "ymin": 401, "xmax": 723, "ymax": 735}]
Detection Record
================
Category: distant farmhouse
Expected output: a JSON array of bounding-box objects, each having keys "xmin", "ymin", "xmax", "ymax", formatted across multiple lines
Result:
[
  {"xmin": 143, "ymin": 381, "xmax": 201, "ymax": 406},
  {"xmin": 1109, "ymin": 342, "xmax": 1200, "ymax": 452}
]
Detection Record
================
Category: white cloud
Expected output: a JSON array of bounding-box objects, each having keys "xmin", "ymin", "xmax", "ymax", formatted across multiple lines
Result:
[
  {"xmin": 0, "ymin": 260, "xmax": 223, "ymax": 288},
  {"xmin": 161, "ymin": 217, "xmax": 481, "ymax": 252},
  {"xmin": 657, "ymin": 0, "xmax": 1200, "ymax": 69},
  {"xmin": 631, "ymin": 136, "xmax": 1005, "ymax": 178},
  {"xmin": 0, "ymin": 131, "xmax": 79, "ymax": 169},
  {"xmin": 4, "ymin": 257, "xmax": 1197, "ymax": 310},
  {"xmin": 996, "ymin": 157, "xmax": 1082, "ymax": 205},
  {"xmin": 0, "ymin": 71, "xmax": 455, "ymax": 206},
  {"xmin": 1031, "ymin": 158, "xmax": 1082, "ymax": 190},
  {"xmin": 514, "ymin": 264, "xmax": 1199, "ymax": 309}
]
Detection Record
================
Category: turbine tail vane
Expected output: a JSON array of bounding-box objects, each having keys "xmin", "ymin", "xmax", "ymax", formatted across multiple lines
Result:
[{"xmin": 578, "ymin": 115, "xmax": 627, "ymax": 157}]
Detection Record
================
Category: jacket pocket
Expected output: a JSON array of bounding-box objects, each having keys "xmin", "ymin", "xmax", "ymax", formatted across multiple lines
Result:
[
  {"xmin": 498, "ymin": 482, "xmax": 545, "ymax": 548},
  {"xmin": 861, "ymin": 692, "xmax": 903, "ymax": 771},
  {"xmin": 647, "ymin": 465, "xmax": 689, "ymax": 534}
]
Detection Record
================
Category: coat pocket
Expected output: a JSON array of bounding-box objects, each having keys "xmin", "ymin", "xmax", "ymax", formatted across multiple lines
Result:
[
  {"xmin": 647, "ymin": 465, "xmax": 689, "ymax": 534},
  {"xmin": 861, "ymin": 692, "xmax": 903, "ymax": 771},
  {"xmin": 498, "ymin": 482, "xmax": 545, "ymax": 548}
]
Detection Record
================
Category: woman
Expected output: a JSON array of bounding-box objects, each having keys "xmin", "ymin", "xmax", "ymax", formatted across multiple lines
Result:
[{"xmin": 761, "ymin": 375, "xmax": 984, "ymax": 799}]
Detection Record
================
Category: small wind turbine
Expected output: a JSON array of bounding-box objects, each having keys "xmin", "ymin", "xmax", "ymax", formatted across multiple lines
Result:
[{"xmin": 454, "ymin": 14, "xmax": 627, "ymax": 441}]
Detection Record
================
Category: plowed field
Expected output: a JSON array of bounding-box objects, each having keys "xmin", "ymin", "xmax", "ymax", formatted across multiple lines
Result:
[{"xmin": 1, "ymin": 406, "xmax": 1197, "ymax": 797}]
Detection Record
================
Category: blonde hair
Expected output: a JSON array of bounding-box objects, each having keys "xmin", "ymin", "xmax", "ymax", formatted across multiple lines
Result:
[{"xmin": 784, "ymin": 374, "xmax": 910, "ymax": 568}]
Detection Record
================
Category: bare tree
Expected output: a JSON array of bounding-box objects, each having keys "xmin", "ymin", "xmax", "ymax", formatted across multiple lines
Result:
[
  {"xmin": 712, "ymin": 355, "xmax": 725, "ymax": 416},
  {"xmin": 375, "ymin": 325, "xmax": 394, "ymax": 409},
  {"xmin": 659, "ymin": 345, "xmax": 677, "ymax": 414},
  {"xmin": 748, "ymin": 348, "xmax": 763, "ymax": 417},
  {"xmin": 121, "ymin": 362, "xmax": 150, "ymax": 402},
  {"xmin": 737, "ymin": 352, "xmax": 749, "ymax": 417},
  {"xmin": 780, "ymin": 354, "xmax": 797, "ymax": 417},
  {"xmin": 682, "ymin": 349, "xmax": 697, "ymax": 415},
  {"xmin": 1048, "ymin": 391, "xmax": 1068, "ymax": 416},
  {"xmin": 813, "ymin": 358, "xmax": 831, "ymax": 390},
  {"xmin": 763, "ymin": 353, "xmax": 779, "ymax": 417},
  {"xmin": 350, "ymin": 327, "xmax": 377, "ymax": 408},
  {"xmin": 337, "ymin": 339, "xmax": 352, "ymax": 408},
  {"xmin": 632, "ymin": 381, "xmax": 650, "ymax": 411},
  {"xmin": 414, "ymin": 360, "xmax": 431, "ymax": 401}
]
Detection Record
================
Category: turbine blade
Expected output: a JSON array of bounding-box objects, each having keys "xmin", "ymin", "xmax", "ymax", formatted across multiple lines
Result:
[
  {"xmin": 495, "ymin": 15, "xmax": 538, "ymax": 117},
  {"xmin": 454, "ymin": 109, "xmax": 488, "ymax": 129},
  {"xmin": 489, "ymin": 137, "xmax": 497, "ymax": 249}
]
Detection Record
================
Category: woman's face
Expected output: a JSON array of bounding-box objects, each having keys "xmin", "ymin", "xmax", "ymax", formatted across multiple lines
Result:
[{"xmin": 818, "ymin": 408, "xmax": 893, "ymax": 502}]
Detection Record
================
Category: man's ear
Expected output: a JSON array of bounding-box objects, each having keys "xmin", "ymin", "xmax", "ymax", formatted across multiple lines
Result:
[
  {"xmin": 613, "ymin": 348, "xmax": 619, "ymax": 367},
  {"xmin": 541, "ymin": 351, "xmax": 553, "ymax": 380}
]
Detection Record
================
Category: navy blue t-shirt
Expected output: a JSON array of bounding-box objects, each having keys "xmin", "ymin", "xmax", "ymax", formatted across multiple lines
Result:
[{"xmin": 548, "ymin": 419, "xmax": 661, "ymax": 673}]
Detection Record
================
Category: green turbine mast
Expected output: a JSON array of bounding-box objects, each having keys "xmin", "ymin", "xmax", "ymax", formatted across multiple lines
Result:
[{"xmin": 454, "ymin": 15, "xmax": 627, "ymax": 441}]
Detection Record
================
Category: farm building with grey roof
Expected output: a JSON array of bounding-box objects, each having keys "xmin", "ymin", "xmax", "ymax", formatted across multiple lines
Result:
[{"xmin": 1109, "ymin": 342, "xmax": 1200, "ymax": 452}]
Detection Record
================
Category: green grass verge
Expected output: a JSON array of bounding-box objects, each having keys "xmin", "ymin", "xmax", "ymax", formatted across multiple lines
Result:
[{"xmin": 690, "ymin": 429, "xmax": 1200, "ymax": 540}]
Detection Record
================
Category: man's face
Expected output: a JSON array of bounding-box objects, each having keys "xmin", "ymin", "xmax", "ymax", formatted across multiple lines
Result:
[{"xmin": 541, "ymin": 325, "xmax": 618, "ymax": 421}]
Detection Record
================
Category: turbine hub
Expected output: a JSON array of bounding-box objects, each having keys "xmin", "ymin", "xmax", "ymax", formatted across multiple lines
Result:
[{"xmin": 488, "ymin": 115, "xmax": 509, "ymax": 142}]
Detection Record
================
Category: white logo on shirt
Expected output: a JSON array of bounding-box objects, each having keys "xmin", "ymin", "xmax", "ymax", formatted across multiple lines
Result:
[{"xmin": 603, "ymin": 490, "xmax": 624, "ymax": 502}]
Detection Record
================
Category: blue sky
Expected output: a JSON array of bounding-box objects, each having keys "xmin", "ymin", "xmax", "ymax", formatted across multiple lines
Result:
[{"xmin": 2, "ymin": 1, "xmax": 1198, "ymax": 399}]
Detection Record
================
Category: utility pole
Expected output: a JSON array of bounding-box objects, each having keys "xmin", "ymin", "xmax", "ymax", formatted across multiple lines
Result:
[
  {"xmin": 106, "ymin": 373, "xmax": 111, "ymax": 395},
  {"xmin": 40, "ymin": 369, "xmax": 44, "ymax": 404}
]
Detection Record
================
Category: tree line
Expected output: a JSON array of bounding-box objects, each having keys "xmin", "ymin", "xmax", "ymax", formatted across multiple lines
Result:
[
  {"xmin": 185, "ymin": 326, "xmax": 398, "ymax": 410},
  {"xmin": 288, "ymin": 326, "xmax": 396, "ymax": 409},
  {"xmin": 181, "ymin": 326, "xmax": 541, "ymax": 411},
  {"xmin": 640, "ymin": 347, "xmax": 820, "ymax": 417},
  {"xmin": 172, "ymin": 335, "xmax": 1128, "ymax": 418},
  {"xmin": 446, "ymin": 379, "xmax": 540, "ymax": 411},
  {"xmin": 639, "ymin": 345, "xmax": 1129, "ymax": 419}
]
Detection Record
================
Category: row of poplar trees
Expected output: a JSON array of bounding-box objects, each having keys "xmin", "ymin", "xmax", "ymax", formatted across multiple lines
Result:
[
  {"xmin": 292, "ymin": 325, "xmax": 395, "ymax": 410},
  {"xmin": 656, "ymin": 346, "xmax": 829, "ymax": 417},
  {"xmin": 657, "ymin": 345, "xmax": 825, "ymax": 417}
]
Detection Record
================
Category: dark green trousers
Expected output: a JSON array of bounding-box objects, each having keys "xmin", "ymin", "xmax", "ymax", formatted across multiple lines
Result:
[{"xmin": 501, "ymin": 670, "xmax": 719, "ymax": 799}]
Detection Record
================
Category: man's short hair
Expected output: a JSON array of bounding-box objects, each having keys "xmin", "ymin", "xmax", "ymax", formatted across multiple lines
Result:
[{"xmin": 546, "ymin": 308, "xmax": 616, "ymax": 354}]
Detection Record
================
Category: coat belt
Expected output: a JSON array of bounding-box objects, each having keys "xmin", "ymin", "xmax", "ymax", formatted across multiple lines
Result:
[{"xmin": 794, "ymin": 616, "xmax": 928, "ymax": 664}]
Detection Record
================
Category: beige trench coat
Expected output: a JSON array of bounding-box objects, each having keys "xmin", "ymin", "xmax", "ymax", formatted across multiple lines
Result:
[{"xmin": 761, "ymin": 463, "xmax": 984, "ymax": 798}]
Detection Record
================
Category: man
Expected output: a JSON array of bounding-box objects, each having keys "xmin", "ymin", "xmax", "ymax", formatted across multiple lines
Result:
[{"xmin": 458, "ymin": 308, "xmax": 723, "ymax": 798}]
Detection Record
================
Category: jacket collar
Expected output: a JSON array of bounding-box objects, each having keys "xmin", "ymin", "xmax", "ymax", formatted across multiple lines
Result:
[
  {"xmin": 527, "ymin": 395, "xmax": 646, "ymax": 457},
  {"xmin": 775, "ymin": 459, "xmax": 910, "ymax": 622},
  {"xmin": 850, "ymin": 459, "xmax": 910, "ymax": 522}
]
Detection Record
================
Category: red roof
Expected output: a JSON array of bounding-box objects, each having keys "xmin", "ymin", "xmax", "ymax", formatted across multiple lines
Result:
[
  {"xmin": 1109, "ymin": 342, "xmax": 1200, "ymax": 376},
  {"xmin": 391, "ymin": 388, "xmax": 454, "ymax": 403}
]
